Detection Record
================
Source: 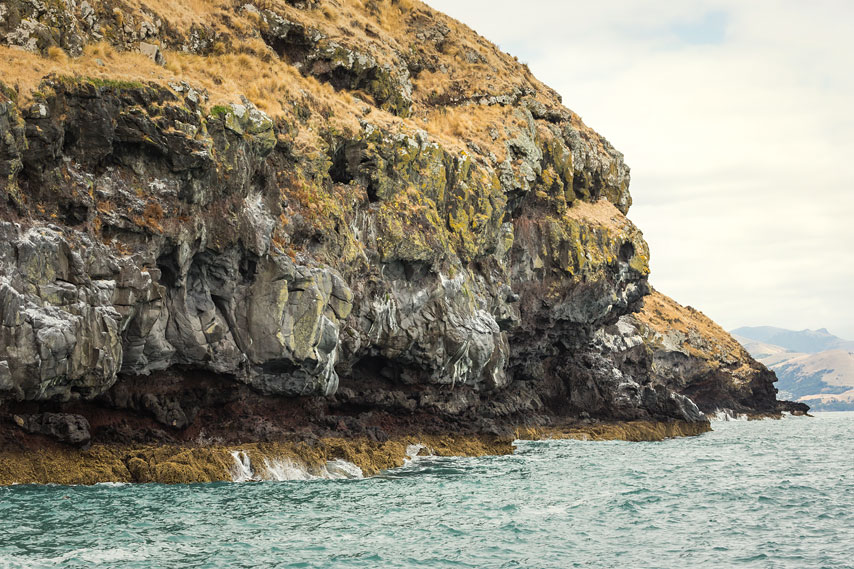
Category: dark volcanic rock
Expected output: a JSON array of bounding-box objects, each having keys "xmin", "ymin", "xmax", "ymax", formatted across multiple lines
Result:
[
  {"xmin": 776, "ymin": 400, "xmax": 810, "ymax": 416},
  {"xmin": 0, "ymin": 74, "xmax": 675, "ymax": 439},
  {"xmin": 16, "ymin": 413, "xmax": 91, "ymax": 446},
  {"xmin": 596, "ymin": 290, "xmax": 806, "ymax": 417},
  {"xmin": 0, "ymin": 0, "xmax": 792, "ymax": 448}
]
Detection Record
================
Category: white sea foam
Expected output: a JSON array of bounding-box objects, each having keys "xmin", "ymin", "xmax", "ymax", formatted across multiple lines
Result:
[
  {"xmin": 403, "ymin": 443, "xmax": 433, "ymax": 465},
  {"xmin": 262, "ymin": 457, "xmax": 315, "ymax": 481},
  {"xmin": 229, "ymin": 452, "xmax": 363, "ymax": 482},
  {"xmin": 709, "ymin": 409, "xmax": 747, "ymax": 421},
  {"xmin": 325, "ymin": 459, "xmax": 364, "ymax": 479},
  {"xmin": 230, "ymin": 451, "xmax": 255, "ymax": 482},
  {"xmin": 779, "ymin": 411, "xmax": 810, "ymax": 419}
]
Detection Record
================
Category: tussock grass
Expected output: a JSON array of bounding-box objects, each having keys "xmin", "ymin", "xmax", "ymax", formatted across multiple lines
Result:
[
  {"xmin": 1, "ymin": 0, "xmax": 604, "ymax": 160},
  {"xmin": 637, "ymin": 290, "xmax": 756, "ymax": 375}
]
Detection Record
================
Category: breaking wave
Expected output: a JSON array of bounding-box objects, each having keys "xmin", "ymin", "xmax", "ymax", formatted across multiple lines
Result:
[
  {"xmin": 709, "ymin": 409, "xmax": 748, "ymax": 421},
  {"xmin": 229, "ymin": 451, "xmax": 363, "ymax": 482}
]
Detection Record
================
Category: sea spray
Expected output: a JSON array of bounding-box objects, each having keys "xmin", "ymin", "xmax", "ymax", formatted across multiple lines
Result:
[
  {"xmin": 403, "ymin": 444, "xmax": 433, "ymax": 466},
  {"xmin": 325, "ymin": 459, "xmax": 364, "ymax": 479},
  {"xmin": 262, "ymin": 457, "xmax": 314, "ymax": 481},
  {"xmin": 230, "ymin": 451, "xmax": 255, "ymax": 482},
  {"xmin": 230, "ymin": 452, "xmax": 363, "ymax": 482},
  {"xmin": 709, "ymin": 409, "xmax": 747, "ymax": 421}
]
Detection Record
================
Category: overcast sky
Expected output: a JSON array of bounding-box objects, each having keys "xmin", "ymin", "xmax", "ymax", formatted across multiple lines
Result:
[{"xmin": 425, "ymin": 0, "xmax": 854, "ymax": 339}]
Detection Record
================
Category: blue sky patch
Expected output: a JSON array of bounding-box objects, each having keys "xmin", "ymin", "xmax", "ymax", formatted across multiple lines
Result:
[{"xmin": 671, "ymin": 10, "xmax": 728, "ymax": 45}]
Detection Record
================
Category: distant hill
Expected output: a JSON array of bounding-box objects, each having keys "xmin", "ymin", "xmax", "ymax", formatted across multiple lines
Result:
[
  {"xmin": 731, "ymin": 327, "xmax": 854, "ymax": 411},
  {"xmin": 731, "ymin": 326, "xmax": 854, "ymax": 354},
  {"xmin": 730, "ymin": 334, "xmax": 794, "ymax": 360}
]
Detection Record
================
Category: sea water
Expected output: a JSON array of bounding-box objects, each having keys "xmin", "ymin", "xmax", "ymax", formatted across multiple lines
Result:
[{"xmin": 1, "ymin": 412, "xmax": 852, "ymax": 568}]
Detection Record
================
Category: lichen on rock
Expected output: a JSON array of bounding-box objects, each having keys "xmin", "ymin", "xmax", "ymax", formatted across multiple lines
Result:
[{"xmin": 0, "ymin": 0, "xmax": 801, "ymax": 483}]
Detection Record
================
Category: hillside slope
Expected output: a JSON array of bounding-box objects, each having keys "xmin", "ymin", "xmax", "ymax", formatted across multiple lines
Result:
[
  {"xmin": 734, "ymin": 328, "xmax": 854, "ymax": 410},
  {"xmin": 731, "ymin": 334, "xmax": 796, "ymax": 360},
  {"xmin": 732, "ymin": 326, "xmax": 854, "ymax": 354}
]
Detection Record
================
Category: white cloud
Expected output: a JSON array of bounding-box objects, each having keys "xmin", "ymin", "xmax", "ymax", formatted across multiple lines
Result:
[{"xmin": 425, "ymin": 0, "xmax": 854, "ymax": 339}]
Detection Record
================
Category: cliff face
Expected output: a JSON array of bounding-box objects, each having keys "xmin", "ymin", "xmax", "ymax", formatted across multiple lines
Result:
[
  {"xmin": 0, "ymin": 0, "xmax": 785, "ymax": 459},
  {"xmin": 598, "ymin": 291, "xmax": 809, "ymax": 417}
]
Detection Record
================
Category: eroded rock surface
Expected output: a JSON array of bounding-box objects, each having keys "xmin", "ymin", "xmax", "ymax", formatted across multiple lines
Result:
[
  {"xmin": 14, "ymin": 412, "xmax": 91, "ymax": 446},
  {"xmin": 0, "ymin": 70, "xmax": 676, "ymax": 443},
  {"xmin": 0, "ymin": 0, "xmax": 797, "ymax": 450},
  {"xmin": 597, "ymin": 290, "xmax": 805, "ymax": 417}
]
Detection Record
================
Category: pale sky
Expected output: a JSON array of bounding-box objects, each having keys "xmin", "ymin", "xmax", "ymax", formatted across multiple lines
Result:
[{"xmin": 425, "ymin": 0, "xmax": 854, "ymax": 340}]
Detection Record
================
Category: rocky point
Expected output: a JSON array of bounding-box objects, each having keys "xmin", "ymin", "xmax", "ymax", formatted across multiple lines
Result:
[{"xmin": 0, "ymin": 0, "xmax": 802, "ymax": 484}]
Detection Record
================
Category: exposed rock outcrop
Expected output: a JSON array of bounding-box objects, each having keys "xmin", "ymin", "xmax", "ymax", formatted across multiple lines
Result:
[
  {"xmin": 0, "ymin": 0, "xmax": 797, "ymax": 475},
  {"xmin": 0, "ymin": 72, "xmax": 666, "ymax": 440},
  {"xmin": 597, "ymin": 290, "xmax": 808, "ymax": 417},
  {"xmin": 13, "ymin": 412, "xmax": 91, "ymax": 446}
]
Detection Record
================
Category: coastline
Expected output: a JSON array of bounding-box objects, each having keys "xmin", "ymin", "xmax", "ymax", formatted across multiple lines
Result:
[
  {"xmin": 0, "ymin": 419, "xmax": 710, "ymax": 486},
  {"xmin": 516, "ymin": 419, "xmax": 711, "ymax": 442}
]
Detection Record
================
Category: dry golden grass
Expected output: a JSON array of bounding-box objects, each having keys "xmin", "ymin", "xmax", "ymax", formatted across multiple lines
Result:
[
  {"xmin": 46, "ymin": 45, "xmax": 68, "ymax": 63},
  {"xmin": 124, "ymin": 0, "xmax": 226, "ymax": 28},
  {"xmin": 1, "ymin": 44, "xmax": 164, "ymax": 102},
  {"xmin": 0, "ymin": 41, "xmax": 361, "ymax": 134},
  {"xmin": 564, "ymin": 198, "xmax": 627, "ymax": 229},
  {"xmin": 637, "ymin": 290, "xmax": 751, "ymax": 364},
  {"xmin": 375, "ymin": 0, "xmax": 416, "ymax": 32},
  {"xmin": 0, "ymin": 0, "xmax": 609, "ymax": 166},
  {"xmin": 421, "ymin": 105, "xmax": 527, "ymax": 160}
]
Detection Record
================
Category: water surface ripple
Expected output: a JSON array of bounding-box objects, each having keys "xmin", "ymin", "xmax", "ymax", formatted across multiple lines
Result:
[{"xmin": 1, "ymin": 412, "xmax": 852, "ymax": 568}]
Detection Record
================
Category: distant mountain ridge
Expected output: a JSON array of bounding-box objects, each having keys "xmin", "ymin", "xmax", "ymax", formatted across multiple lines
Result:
[
  {"xmin": 731, "ymin": 326, "xmax": 854, "ymax": 354},
  {"xmin": 730, "ymin": 335, "xmax": 795, "ymax": 361},
  {"xmin": 731, "ymin": 327, "xmax": 854, "ymax": 411}
]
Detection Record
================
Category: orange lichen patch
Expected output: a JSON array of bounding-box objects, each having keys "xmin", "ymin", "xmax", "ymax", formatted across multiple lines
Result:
[
  {"xmin": 141, "ymin": 202, "xmax": 165, "ymax": 232},
  {"xmin": 95, "ymin": 200, "xmax": 115, "ymax": 214}
]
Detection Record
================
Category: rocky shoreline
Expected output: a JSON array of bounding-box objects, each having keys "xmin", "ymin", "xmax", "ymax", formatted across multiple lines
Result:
[{"xmin": 0, "ymin": 419, "xmax": 713, "ymax": 485}]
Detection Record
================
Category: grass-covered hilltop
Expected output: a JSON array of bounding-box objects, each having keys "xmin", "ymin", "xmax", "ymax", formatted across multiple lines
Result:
[{"xmin": 0, "ymin": 0, "xmax": 806, "ymax": 484}]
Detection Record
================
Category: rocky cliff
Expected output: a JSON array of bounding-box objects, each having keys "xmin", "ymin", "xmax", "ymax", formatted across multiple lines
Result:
[
  {"xmin": 597, "ymin": 290, "xmax": 809, "ymax": 417},
  {"xmin": 0, "ymin": 0, "xmax": 795, "ymax": 480}
]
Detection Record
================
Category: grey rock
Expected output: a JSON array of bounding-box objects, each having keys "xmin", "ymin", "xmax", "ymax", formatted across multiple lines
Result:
[
  {"xmin": 139, "ymin": 41, "xmax": 164, "ymax": 65},
  {"xmin": 18, "ymin": 413, "xmax": 91, "ymax": 446},
  {"xmin": 0, "ymin": 73, "xmax": 711, "ymax": 438}
]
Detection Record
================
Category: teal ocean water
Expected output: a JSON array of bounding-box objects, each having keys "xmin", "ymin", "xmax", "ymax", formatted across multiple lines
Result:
[{"xmin": 1, "ymin": 412, "xmax": 852, "ymax": 569}]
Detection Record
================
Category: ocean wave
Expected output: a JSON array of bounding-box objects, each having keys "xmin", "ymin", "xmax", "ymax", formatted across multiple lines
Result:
[{"xmin": 229, "ymin": 451, "xmax": 363, "ymax": 482}]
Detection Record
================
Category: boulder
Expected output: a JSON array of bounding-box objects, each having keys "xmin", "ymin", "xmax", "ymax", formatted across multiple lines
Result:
[{"xmin": 16, "ymin": 413, "xmax": 91, "ymax": 446}]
